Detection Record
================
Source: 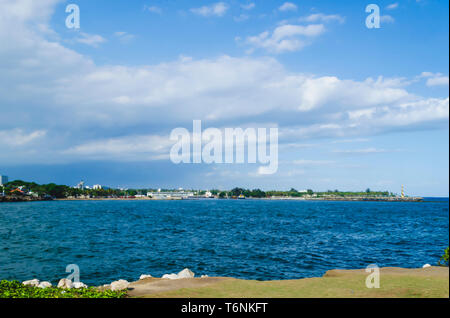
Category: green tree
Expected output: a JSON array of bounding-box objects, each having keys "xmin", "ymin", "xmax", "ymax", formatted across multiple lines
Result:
[
  {"xmin": 438, "ymin": 247, "xmax": 449, "ymax": 266},
  {"xmin": 230, "ymin": 188, "xmax": 244, "ymax": 196}
]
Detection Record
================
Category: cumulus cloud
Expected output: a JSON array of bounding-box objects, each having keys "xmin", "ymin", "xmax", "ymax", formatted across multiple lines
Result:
[
  {"xmin": 241, "ymin": 3, "xmax": 255, "ymax": 10},
  {"xmin": 191, "ymin": 2, "xmax": 229, "ymax": 17},
  {"xmin": 278, "ymin": 2, "xmax": 298, "ymax": 12},
  {"xmin": 234, "ymin": 14, "xmax": 249, "ymax": 22},
  {"xmin": 114, "ymin": 31, "xmax": 135, "ymax": 43},
  {"xmin": 75, "ymin": 32, "xmax": 107, "ymax": 47},
  {"xmin": 332, "ymin": 148, "xmax": 389, "ymax": 155},
  {"xmin": 427, "ymin": 76, "xmax": 449, "ymax": 86},
  {"xmin": 146, "ymin": 5, "xmax": 162, "ymax": 14},
  {"xmin": 299, "ymin": 13, "xmax": 345, "ymax": 24},
  {"xmin": 386, "ymin": 3, "xmax": 399, "ymax": 10},
  {"xmin": 0, "ymin": 0, "xmax": 448, "ymax": 165},
  {"xmin": 0, "ymin": 129, "xmax": 47, "ymax": 146},
  {"xmin": 293, "ymin": 159, "xmax": 334, "ymax": 165},
  {"xmin": 420, "ymin": 72, "xmax": 449, "ymax": 86},
  {"xmin": 244, "ymin": 23, "xmax": 326, "ymax": 53},
  {"xmin": 380, "ymin": 15, "xmax": 395, "ymax": 24},
  {"xmin": 63, "ymin": 134, "xmax": 172, "ymax": 161}
]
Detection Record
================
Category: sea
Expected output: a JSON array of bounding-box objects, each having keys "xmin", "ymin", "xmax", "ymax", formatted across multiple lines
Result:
[{"xmin": 0, "ymin": 198, "xmax": 448, "ymax": 286}]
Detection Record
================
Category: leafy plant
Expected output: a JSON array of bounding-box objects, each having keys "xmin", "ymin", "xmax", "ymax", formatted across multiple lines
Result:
[
  {"xmin": 0, "ymin": 280, "xmax": 127, "ymax": 298},
  {"xmin": 438, "ymin": 247, "xmax": 449, "ymax": 267}
]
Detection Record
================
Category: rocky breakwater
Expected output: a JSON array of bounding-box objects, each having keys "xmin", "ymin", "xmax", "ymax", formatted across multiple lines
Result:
[
  {"xmin": 99, "ymin": 268, "xmax": 209, "ymax": 293},
  {"xmin": 0, "ymin": 195, "xmax": 53, "ymax": 203},
  {"xmin": 20, "ymin": 268, "xmax": 205, "ymax": 294},
  {"xmin": 22, "ymin": 278, "xmax": 87, "ymax": 289}
]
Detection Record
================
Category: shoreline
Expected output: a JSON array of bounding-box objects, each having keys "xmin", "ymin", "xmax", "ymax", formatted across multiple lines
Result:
[
  {"xmin": 126, "ymin": 266, "xmax": 449, "ymax": 298},
  {"xmin": 53, "ymin": 197, "xmax": 424, "ymax": 203},
  {"xmin": 6, "ymin": 266, "xmax": 448, "ymax": 298},
  {"xmin": 0, "ymin": 197, "xmax": 429, "ymax": 203}
]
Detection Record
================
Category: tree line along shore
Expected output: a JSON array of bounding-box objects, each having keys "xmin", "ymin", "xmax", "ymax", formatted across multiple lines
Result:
[{"xmin": 1, "ymin": 180, "xmax": 422, "ymax": 202}]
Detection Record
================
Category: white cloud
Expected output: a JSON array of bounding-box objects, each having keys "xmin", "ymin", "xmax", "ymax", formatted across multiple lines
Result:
[
  {"xmin": 332, "ymin": 138, "xmax": 370, "ymax": 144},
  {"xmin": 386, "ymin": 3, "xmax": 399, "ymax": 10},
  {"xmin": 114, "ymin": 31, "xmax": 135, "ymax": 43},
  {"xmin": 75, "ymin": 32, "xmax": 106, "ymax": 47},
  {"xmin": 420, "ymin": 72, "xmax": 449, "ymax": 86},
  {"xmin": 234, "ymin": 14, "xmax": 249, "ymax": 22},
  {"xmin": 241, "ymin": 3, "xmax": 255, "ymax": 10},
  {"xmin": 278, "ymin": 2, "xmax": 298, "ymax": 12},
  {"xmin": 244, "ymin": 24, "xmax": 326, "ymax": 53},
  {"xmin": 285, "ymin": 169, "xmax": 305, "ymax": 177},
  {"xmin": 0, "ymin": 0, "xmax": 448, "ymax": 164},
  {"xmin": 146, "ymin": 6, "xmax": 162, "ymax": 14},
  {"xmin": 0, "ymin": 129, "xmax": 46, "ymax": 146},
  {"xmin": 191, "ymin": 2, "xmax": 229, "ymax": 17},
  {"xmin": 299, "ymin": 13, "xmax": 345, "ymax": 24},
  {"xmin": 332, "ymin": 148, "xmax": 389, "ymax": 154},
  {"xmin": 427, "ymin": 76, "xmax": 449, "ymax": 86},
  {"xmin": 293, "ymin": 159, "xmax": 335, "ymax": 165},
  {"xmin": 63, "ymin": 134, "xmax": 173, "ymax": 161},
  {"xmin": 420, "ymin": 71, "xmax": 434, "ymax": 77},
  {"xmin": 380, "ymin": 15, "xmax": 395, "ymax": 24}
]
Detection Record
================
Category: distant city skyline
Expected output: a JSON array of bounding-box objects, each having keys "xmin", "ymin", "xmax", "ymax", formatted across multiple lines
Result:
[
  {"xmin": 0, "ymin": 172, "xmax": 439, "ymax": 199},
  {"xmin": 0, "ymin": 0, "xmax": 448, "ymax": 197}
]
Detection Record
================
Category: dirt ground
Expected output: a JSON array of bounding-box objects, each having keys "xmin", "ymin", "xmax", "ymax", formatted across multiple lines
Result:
[
  {"xmin": 125, "ymin": 266, "xmax": 449, "ymax": 298},
  {"xmin": 127, "ymin": 277, "xmax": 234, "ymax": 297}
]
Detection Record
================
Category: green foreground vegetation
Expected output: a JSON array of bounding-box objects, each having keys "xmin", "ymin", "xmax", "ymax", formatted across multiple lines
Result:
[
  {"xmin": 439, "ymin": 247, "xmax": 449, "ymax": 266},
  {"xmin": 0, "ymin": 281, "xmax": 127, "ymax": 298}
]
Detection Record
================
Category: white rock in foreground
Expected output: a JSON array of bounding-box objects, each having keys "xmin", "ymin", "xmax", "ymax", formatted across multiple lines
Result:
[
  {"xmin": 139, "ymin": 274, "xmax": 153, "ymax": 280},
  {"xmin": 422, "ymin": 264, "xmax": 432, "ymax": 268},
  {"xmin": 177, "ymin": 268, "xmax": 195, "ymax": 279},
  {"xmin": 162, "ymin": 268, "xmax": 195, "ymax": 280},
  {"xmin": 162, "ymin": 273, "xmax": 179, "ymax": 280},
  {"xmin": 73, "ymin": 282, "xmax": 88, "ymax": 289},
  {"xmin": 38, "ymin": 281, "xmax": 52, "ymax": 289},
  {"xmin": 110, "ymin": 279, "xmax": 130, "ymax": 291},
  {"xmin": 201, "ymin": 275, "xmax": 209, "ymax": 278},
  {"xmin": 23, "ymin": 279, "xmax": 40, "ymax": 287},
  {"xmin": 57, "ymin": 278, "xmax": 74, "ymax": 289}
]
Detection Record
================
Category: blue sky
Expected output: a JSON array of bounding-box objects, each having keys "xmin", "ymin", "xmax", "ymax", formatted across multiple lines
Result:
[{"xmin": 0, "ymin": 0, "xmax": 448, "ymax": 196}]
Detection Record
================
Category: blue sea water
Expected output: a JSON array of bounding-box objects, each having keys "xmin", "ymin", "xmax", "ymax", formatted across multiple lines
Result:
[{"xmin": 0, "ymin": 198, "xmax": 448, "ymax": 286}]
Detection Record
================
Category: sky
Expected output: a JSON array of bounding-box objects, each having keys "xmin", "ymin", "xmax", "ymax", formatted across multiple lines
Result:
[{"xmin": 0, "ymin": 0, "xmax": 448, "ymax": 196}]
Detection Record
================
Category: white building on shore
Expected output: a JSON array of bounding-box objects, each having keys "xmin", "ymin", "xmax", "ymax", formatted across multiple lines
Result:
[
  {"xmin": 205, "ymin": 191, "xmax": 213, "ymax": 198},
  {"xmin": 0, "ymin": 175, "xmax": 8, "ymax": 186},
  {"xmin": 147, "ymin": 191, "xmax": 194, "ymax": 200},
  {"xmin": 75, "ymin": 181, "xmax": 85, "ymax": 190}
]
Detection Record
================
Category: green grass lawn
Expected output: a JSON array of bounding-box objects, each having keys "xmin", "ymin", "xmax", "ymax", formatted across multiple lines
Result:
[{"xmin": 142, "ymin": 268, "xmax": 449, "ymax": 298}]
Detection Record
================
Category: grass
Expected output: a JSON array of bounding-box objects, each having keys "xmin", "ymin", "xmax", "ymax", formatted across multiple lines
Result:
[
  {"xmin": 142, "ymin": 271, "xmax": 449, "ymax": 298},
  {"xmin": 0, "ymin": 280, "xmax": 127, "ymax": 298}
]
